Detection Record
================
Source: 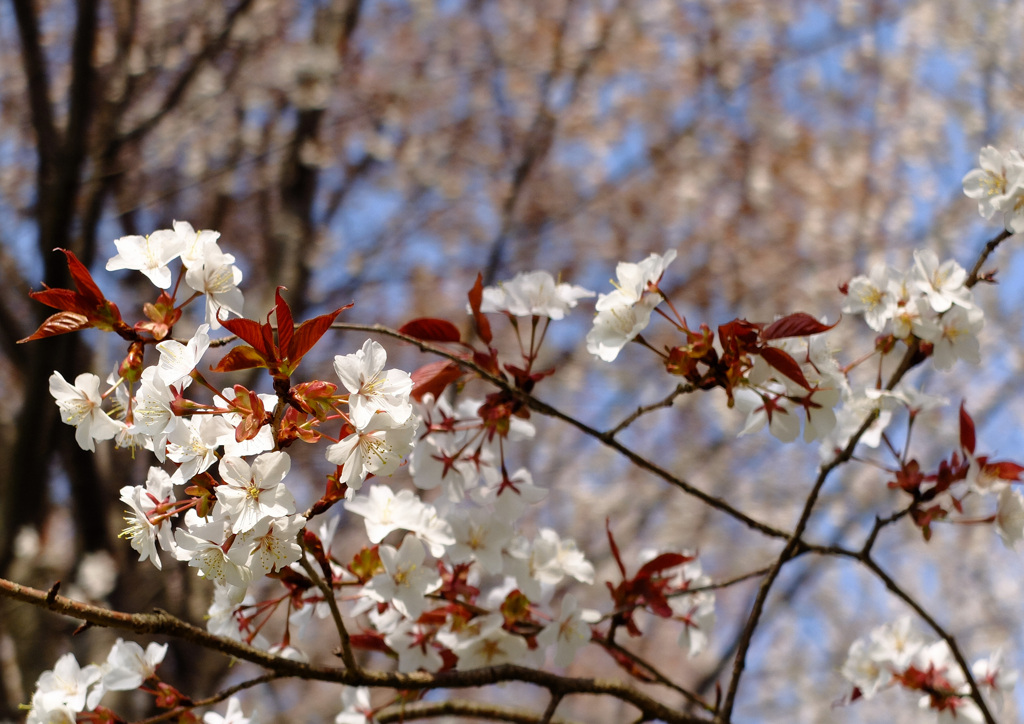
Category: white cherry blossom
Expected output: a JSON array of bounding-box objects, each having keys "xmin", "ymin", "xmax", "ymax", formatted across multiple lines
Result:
[
  {"xmin": 49, "ymin": 371, "xmax": 123, "ymax": 452},
  {"xmin": 479, "ymin": 270, "xmax": 594, "ymax": 320},
  {"xmin": 962, "ymin": 145, "xmax": 1020, "ymax": 221},
  {"xmin": 172, "ymin": 220, "xmax": 222, "ymax": 271},
  {"xmin": 842, "ymin": 263, "xmax": 896, "ymax": 332},
  {"xmin": 166, "ymin": 415, "xmax": 230, "ymax": 481},
  {"xmin": 130, "ymin": 366, "xmax": 177, "ymax": 442},
  {"xmin": 911, "ymin": 249, "xmax": 972, "ymax": 314},
  {"xmin": 174, "ymin": 510, "xmax": 252, "ymax": 590},
  {"xmin": 30, "ymin": 653, "xmax": 103, "ymax": 717},
  {"xmin": 911, "ymin": 301, "xmax": 984, "ymax": 371},
  {"xmin": 106, "ymin": 229, "xmax": 185, "ymax": 289},
  {"xmin": 364, "ymin": 535, "xmax": 441, "ymax": 620},
  {"xmin": 215, "ymin": 452, "xmax": 295, "ymax": 534},
  {"xmin": 995, "ymin": 487, "xmax": 1024, "ymax": 549},
  {"xmin": 102, "ymin": 639, "xmax": 167, "ymax": 691},
  {"xmin": 184, "ymin": 243, "xmax": 244, "ymax": 329},
  {"xmin": 451, "ymin": 613, "xmax": 529, "ymax": 670},
  {"xmin": 384, "ymin": 620, "xmax": 445, "ymax": 673},
  {"xmin": 228, "ymin": 514, "xmax": 306, "ymax": 576},
  {"xmin": 536, "ymin": 594, "xmax": 592, "ymax": 667},
  {"xmin": 155, "ymin": 324, "xmax": 210, "ymax": 388},
  {"xmin": 202, "ymin": 696, "xmax": 253, "ymax": 724},
  {"xmin": 119, "ymin": 466, "xmax": 177, "ymax": 570},
  {"xmin": 334, "ymin": 339, "xmax": 413, "ymax": 429},
  {"xmin": 325, "ymin": 413, "xmax": 417, "ymax": 490},
  {"xmin": 335, "ymin": 687, "xmax": 373, "ymax": 724}
]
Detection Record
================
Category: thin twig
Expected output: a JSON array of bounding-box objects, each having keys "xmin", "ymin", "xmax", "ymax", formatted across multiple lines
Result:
[
  {"xmin": 297, "ymin": 540, "xmax": 358, "ymax": 671},
  {"xmin": 597, "ymin": 636, "xmax": 714, "ymax": 713},
  {"xmin": 606, "ymin": 383, "xmax": 696, "ymax": 439}
]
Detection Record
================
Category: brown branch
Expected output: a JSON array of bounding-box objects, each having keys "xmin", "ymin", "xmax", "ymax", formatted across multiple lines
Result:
[
  {"xmin": 966, "ymin": 229, "xmax": 1013, "ymax": 287},
  {"xmin": 0, "ymin": 577, "xmax": 710, "ymax": 724},
  {"xmin": 606, "ymin": 383, "xmax": 696, "ymax": 439},
  {"xmin": 376, "ymin": 699, "xmax": 579, "ymax": 724},
  {"xmin": 596, "ymin": 636, "xmax": 713, "ymax": 714},
  {"xmin": 296, "ymin": 541, "xmax": 358, "ymax": 671}
]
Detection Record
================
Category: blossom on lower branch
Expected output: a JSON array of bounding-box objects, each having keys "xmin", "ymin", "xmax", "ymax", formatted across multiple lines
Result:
[
  {"xmin": 26, "ymin": 640, "xmax": 171, "ymax": 724},
  {"xmin": 839, "ymin": 617, "xmax": 1017, "ymax": 722}
]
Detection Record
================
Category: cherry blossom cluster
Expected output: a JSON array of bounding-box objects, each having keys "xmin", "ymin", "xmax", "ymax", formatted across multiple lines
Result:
[
  {"xmin": 20, "ymin": 202, "xmax": 1020, "ymax": 723},
  {"xmin": 963, "ymin": 132, "xmax": 1024, "ymax": 233},
  {"xmin": 840, "ymin": 249, "xmax": 982, "ymax": 371},
  {"xmin": 25, "ymin": 233, "xmax": 725, "ymax": 722},
  {"xmin": 840, "ymin": 617, "xmax": 1016, "ymax": 723},
  {"xmin": 24, "ymin": 638, "xmax": 252, "ymax": 724}
]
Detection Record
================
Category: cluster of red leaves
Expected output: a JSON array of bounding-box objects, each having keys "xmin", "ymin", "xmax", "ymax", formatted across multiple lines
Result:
[
  {"xmin": 666, "ymin": 312, "xmax": 837, "ymax": 405},
  {"xmin": 888, "ymin": 403, "xmax": 1023, "ymax": 540},
  {"xmin": 398, "ymin": 273, "xmax": 549, "ymax": 439}
]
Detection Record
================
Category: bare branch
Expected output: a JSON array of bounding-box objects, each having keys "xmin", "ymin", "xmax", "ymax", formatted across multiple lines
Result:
[{"xmin": 0, "ymin": 577, "xmax": 711, "ymax": 724}]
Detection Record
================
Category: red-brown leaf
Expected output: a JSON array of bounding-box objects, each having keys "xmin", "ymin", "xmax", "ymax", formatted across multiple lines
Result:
[
  {"xmin": 762, "ymin": 312, "xmax": 838, "ymax": 340},
  {"xmin": 18, "ymin": 312, "xmax": 91, "ymax": 343},
  {"xmin": 636, "ymin": 552, "xmax": 694, "ymax": 579},
  {"xmin": 274, "ymin": 287, "xmax": 294, "ymax": 359},
  {"xmin": 288, "ymin": 304, "xmax": 351, "ymax": 370},
  {"xmin": 218, "ymin": 316, "xmax": 272, "ymax": 356},
  {"xmin": 758, "ymin": 346, "xmax": 811, "ymax": 389},
  {"xmin": 410, "ymin": 360, "xmax": 464, "ymax": 402},
  {"xmin": 959, "ymin": 401, "xmax": 976, "ymax": 456},
  {"xmin": 468, "ymin": 273, "xmax": 492, "ymax": 344},
  {"xmin": 58, "ymin": 248, "xmax": 105, "ymax": 303},
  {"xmin": 211, "ymin": 345, "xmax": 268, "ymax": 372},
  {"xmin": 28, "ymin": 287, "xmax": 92, "ymax": 315},
  {"xmin": 399, "ymin": 317, "xmax": 462, "ymax": 343}
]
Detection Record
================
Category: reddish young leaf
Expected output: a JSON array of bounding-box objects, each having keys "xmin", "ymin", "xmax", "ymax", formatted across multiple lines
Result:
[
  {"xmin": 399, "ymin": 317, "xmax": 462, "ymax": 343},
  {"xmin": 59, "ymin": 248, "xmax": 105, "ymax": 303},
  {"xmin": 762, "ymin": 312, "xmax": 838, "ymax": 340},
  {"xmin": 636, "ymin": 552, "xmax": 694, "ymax": 579},
  {"xmin": 286, "ymin": 303, "xmax": 351, "ymax": 371},
  {"xmin": 468, "ymin": 273, "xmax": 493, "ymax": 344},
  {"xmin": 718, "ymin": 318, "xmax": 761, "ymax": 349},
  {"xmin": 959, "ymin": 401, "xmax": 976, "ymax": 456},
  {"xmin": 28, "ymin": 287, "xmax": 93, "ymax": 315},
  {"xmin": 347, "ymin": 632, "xmax": 391, "ymax": 654},
  {"xmin": 606, "ymin": 518, "xmax": 627, "ymax": 579},
  {"xmin": 758, "ymin": 346, "xmax": 811, "ymax": 390},
  {"xmin": 219, "ymin": 316, "xmax": 273, "ymax": 357},
  {"xmin": 17, "ymin": 311, "xmax": 90, "ymax": 342},
  {"xmin": 21, "ymin": 250, "xmax": 129, "ymax": 340},
  {"xmin": 274, "ymin": 287, "xmax": 295, "ymax": 359},
  {"xmin": 410, "ymin": 360, "xmax": 464, "ymax": 402},
  {"xmin": 211, "ymin": 345, "xmax": 268, "ymax": 372}
]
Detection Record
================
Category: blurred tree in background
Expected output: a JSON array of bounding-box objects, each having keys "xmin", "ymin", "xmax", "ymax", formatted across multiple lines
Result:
[{"xmin": 1, "ymin": 0, "xmax": 1023, "ymax": 721}]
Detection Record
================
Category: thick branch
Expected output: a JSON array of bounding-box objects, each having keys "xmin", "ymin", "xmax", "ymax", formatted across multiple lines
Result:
[{"xmin": 0, "ymin": 578, "xmax": 709, "ymax": 724}]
